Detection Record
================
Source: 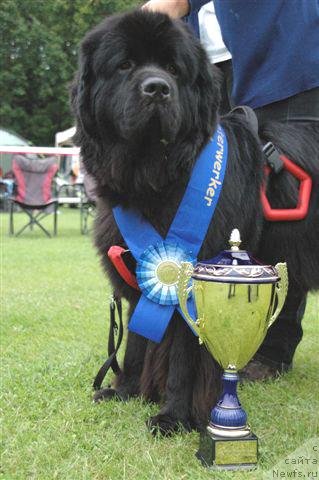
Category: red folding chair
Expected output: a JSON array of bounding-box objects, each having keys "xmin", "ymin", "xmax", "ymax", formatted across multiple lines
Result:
[{"xmin": 9, "ymin": 155, "xmax": 58, "ymax": 237}]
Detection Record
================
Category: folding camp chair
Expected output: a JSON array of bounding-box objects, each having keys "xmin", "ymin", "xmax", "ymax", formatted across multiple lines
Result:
[{"xmin": 9, "ymin": 155, "xmax": 58, "ymax": 237}]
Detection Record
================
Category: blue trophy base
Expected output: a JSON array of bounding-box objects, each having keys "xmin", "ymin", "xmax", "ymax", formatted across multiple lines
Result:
[{"xmin": 196, "ymin": 370, "xmax": 258, "ymax": 470}]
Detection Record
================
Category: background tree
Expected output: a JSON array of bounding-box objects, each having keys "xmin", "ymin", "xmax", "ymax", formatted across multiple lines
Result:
[{"xmin": 0, "ymin": 0, "xmax": 140, "ymax": 145}]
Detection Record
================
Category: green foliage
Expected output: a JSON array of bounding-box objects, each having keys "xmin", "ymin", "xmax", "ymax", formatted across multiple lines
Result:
[
  {"xmin": 0, "ymin": 0, "xmax": 140, "ymax": 145},
  {"xmin": 1, "ymin": 209, "xmax": 319, "ymax": 479}
]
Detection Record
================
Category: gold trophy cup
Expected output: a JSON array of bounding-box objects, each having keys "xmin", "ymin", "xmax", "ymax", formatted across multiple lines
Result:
[{"xmin": 178, "ymin": 229, "xmax": 288, "ymax": 470}]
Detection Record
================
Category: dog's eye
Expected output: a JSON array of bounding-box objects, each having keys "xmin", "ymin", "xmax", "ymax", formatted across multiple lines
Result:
[
  {"xmin": 167, "ymin": 64, "xmax": 178, "ymax": 76},
  {"xmin": 119, "ymin": 60, "xmax": 133, "ymax": 71}
]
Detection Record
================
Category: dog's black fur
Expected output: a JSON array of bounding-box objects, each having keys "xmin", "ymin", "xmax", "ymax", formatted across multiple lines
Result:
[{"xmin": 72, "ymin": 10, "xmax": 319, "ymax": 434}]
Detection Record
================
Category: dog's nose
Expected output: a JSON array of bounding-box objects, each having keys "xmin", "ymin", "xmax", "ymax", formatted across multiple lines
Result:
[{"xmin": 141, "ymin": 77, "xmax": 171, "ymax": 100}]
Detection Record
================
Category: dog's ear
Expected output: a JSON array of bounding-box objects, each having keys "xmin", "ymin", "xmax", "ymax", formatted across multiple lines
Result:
[
  {"xmin": 195, "ymin": 46, "xmax": 221, "ymax": 130},
  {"xmin": 71, "ymin": 49, "xmax": 97, "ymax": 139},
  {"xmin": 179, "ymin": 24, "xmax": 220, "ymax": 133}
]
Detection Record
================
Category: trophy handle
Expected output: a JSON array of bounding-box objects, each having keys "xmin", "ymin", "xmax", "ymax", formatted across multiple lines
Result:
[
  {"xmin": 177, "ymin": 262, "xmax": 200, "ymax": 336},
  {"xmin": 268, "ymin": 262, "xmax": 288, "ymax": 327}
]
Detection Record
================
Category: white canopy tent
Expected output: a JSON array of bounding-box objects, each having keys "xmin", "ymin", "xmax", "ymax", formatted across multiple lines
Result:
[
  {"xmin": 54, "ymin": 126, "xmax": 80, "ymax": 178},
  {"xmin": 55, "ymin": 126, "xmax": 76, "ymax": 147}
]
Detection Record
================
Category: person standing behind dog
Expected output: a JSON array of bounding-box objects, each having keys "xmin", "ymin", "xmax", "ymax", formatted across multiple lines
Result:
[
  {"xmin": 143, "ymin": 0, "xmax": 319, "ymax": 121},
  {"xmin": 143, "ymin": 0, "xmax": 319, "ymax": 379}
]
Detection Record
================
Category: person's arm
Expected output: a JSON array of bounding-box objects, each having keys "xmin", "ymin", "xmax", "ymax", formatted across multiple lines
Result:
[
  {"xmin": 142, "ymin": 0, "xmax": 189, "ymax": 18},
  {"xmin": 142, "ymin": 0, "xmax": 209, "ymax": 19}
]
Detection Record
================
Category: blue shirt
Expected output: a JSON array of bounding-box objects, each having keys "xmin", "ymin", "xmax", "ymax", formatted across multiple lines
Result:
[{"xmin": 188, "ymin": 0, "xmax": 319, "ymax": 108}]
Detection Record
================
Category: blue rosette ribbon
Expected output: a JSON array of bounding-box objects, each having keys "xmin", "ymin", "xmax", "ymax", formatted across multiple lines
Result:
[{"xmin": 136, "ymin": 241, "xmax": 193, "ymax": 306}]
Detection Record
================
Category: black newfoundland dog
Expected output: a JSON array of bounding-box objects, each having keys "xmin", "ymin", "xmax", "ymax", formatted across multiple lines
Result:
[{"xmin": 72, "ymin": 10, "xmax": 319, "ymax": 434}]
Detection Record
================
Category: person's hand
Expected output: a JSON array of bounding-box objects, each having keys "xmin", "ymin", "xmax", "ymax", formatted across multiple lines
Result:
[{"xmin": 142, "ymin": 0, "xmax": 190, "ymax": 19}]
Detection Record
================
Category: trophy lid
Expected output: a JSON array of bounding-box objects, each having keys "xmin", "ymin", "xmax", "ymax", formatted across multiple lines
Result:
[{"xmin": 192, "ymin": 229, "xmax": 280, "ymax": 284}]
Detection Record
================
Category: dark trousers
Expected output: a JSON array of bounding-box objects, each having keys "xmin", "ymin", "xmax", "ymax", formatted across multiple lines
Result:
[
  {"xmin": 255, "ymin": 87, "xmax": 319, "ymax": 368},
  {"xmin": 254, "ymin": 87, "xmax": 319, "ymax": 124},
  {"xmin": 216, "ymin": 61, "xmax": 319, "ymax": 368}
]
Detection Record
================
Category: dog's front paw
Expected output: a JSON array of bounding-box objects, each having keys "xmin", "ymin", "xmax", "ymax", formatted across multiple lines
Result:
[
  {"xmin": 93, "ymin": 387, "xmax": 122, "ymax": 403},
  {"xmin": 147, "ymin": 413, "xmax": 193, "ymax": 436}
]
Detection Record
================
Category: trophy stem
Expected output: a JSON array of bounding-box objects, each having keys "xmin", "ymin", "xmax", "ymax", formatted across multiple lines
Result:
[{"xmin": 209, "ymin": 371, "xmax": 250, "ymax": 438}]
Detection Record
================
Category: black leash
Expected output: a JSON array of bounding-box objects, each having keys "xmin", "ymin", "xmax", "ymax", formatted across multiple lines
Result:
[{"xmin": 93, "ymin": 294, "xmax": 123, "ymax": 391}]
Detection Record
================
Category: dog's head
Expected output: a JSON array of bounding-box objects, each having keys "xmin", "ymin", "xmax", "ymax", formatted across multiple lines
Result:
[{"xmin": 72, "ymin": 10, "xmax": 220, "ymax": 146}]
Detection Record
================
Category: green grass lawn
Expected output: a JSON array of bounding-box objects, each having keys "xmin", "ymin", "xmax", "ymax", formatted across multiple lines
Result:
[{"xmin": 1, "ymin": 208, "xmax": 318, "ymax": 480}]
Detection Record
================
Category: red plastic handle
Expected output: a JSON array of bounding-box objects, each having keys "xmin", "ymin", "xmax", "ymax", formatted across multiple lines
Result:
[
  {"xmin": 261, "ymin": 155, "xmax": 312, "ymax": 221},
  {"xmin": 108, "ymin": 246, "xmax": 140, "ymax": 290}
]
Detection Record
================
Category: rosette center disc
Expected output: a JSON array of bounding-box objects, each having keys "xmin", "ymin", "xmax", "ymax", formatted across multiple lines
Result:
[{"xmin": 156, "ymin": 260, "xmax": 179, "ymax": 286}]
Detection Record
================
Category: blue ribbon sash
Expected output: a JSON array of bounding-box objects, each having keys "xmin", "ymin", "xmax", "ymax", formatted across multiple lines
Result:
[{"xmin": 113, "ymin": 125, "xmax": 228, "ymax": 342}]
